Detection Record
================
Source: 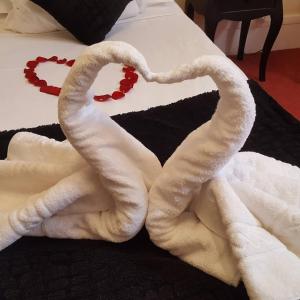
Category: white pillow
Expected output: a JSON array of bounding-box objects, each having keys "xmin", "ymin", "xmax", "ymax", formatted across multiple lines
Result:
[
  {"xmin": 4, "ymin": 0, "xmax": 141, "ymax": 34},
  {"xmin": 136, "ymin": 0, "xmax": 173, "ymax": 12},
  {"xmin": 4, "ymin": 0, "xmax": 64, "ymax": 33},
  {"xmin": 136, "ymin": 0, "xmax": 146, "ymax": 12},
  {"xmin": 0, "ymin": 0, "xmax": 12, "ymax": 13}
]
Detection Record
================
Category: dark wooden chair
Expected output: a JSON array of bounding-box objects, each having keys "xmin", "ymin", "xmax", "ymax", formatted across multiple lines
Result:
[{"xmin": 185, "ymin": 0, "xmax": 283, "ymax": 81}]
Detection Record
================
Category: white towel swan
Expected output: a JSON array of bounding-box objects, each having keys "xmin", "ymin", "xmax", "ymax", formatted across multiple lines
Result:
[
  {"xmin": 0, "ymin": 41, "xmax": 162, "ymax": 251},
  {"xmin": 145, "ymin": 56, "xmax": 300, "ymax": 300}
]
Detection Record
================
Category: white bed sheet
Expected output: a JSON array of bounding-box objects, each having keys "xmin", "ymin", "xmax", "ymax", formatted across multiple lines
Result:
[{"xmin": 0, "ymin": 1, "xmax": 229, "ymax": 130}]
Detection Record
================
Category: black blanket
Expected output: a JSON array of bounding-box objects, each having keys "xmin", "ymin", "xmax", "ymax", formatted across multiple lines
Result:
[{"xmin": 0, "ymin": 80, "xmax": 299, "ymax": 300}]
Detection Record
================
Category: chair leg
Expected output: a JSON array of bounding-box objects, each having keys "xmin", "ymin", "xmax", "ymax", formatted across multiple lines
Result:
[
  {"xmin": 237, "ymin": 19, "xmax": 251, "ymax": 60},
  {"xmin": 185, "ymin": 1, "xmax": 194, "ymax": 20},
  {"xmin": 205, "ymin": 17, "xmax": 219, "ymax": 41},
  {"xmin": 259, "ymin": 2, "xmax": 283, "ymax": 81}
]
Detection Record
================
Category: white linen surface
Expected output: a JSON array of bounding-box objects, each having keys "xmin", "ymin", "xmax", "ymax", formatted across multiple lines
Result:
[{"xmin": 0, "ymin": 1, "xmax": 228, "ymax": 130}]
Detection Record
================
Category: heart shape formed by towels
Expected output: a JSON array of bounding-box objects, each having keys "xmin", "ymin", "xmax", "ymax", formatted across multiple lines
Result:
[{"xmin": 24, "ymin": 56, "xmax": 139, "ymax": 101}]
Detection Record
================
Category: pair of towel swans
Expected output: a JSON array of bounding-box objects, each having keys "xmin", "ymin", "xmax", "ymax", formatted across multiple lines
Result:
[{"xmin": 0, "ymin": 42, "xmax": 299, "ymax": 300}]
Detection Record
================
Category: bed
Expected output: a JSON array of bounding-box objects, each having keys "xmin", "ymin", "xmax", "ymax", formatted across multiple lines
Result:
[
  {"xmin": 0, "ymin": 0, "xmax": 226, "ymax": 130},
  {"xmin": 0, "ymin": 1, "xmax": 299, "ymax": 300}
]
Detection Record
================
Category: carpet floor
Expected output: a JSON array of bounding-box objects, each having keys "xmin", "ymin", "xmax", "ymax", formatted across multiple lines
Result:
[{"xmin": 230, "ymin": 48, "xmax": 300, "ymax": 120}]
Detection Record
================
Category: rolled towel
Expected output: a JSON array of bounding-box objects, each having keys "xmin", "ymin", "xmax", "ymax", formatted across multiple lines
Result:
[
  {"xmin": 146, "ymin": 56, "xmax": 300, "ymax": 300},
  {"xmin": 0, "ymin": 41, "xmax": 162, "ymax": 251}
]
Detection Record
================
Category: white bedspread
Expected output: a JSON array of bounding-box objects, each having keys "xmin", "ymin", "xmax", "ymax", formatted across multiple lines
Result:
[{"xmin": 0, "ymin": 1, "xmax": 231, "ymax": 130}]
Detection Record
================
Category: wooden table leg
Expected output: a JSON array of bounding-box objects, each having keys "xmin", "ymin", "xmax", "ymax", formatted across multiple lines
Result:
[
  {"xmin": 259, "ymin": 1, "xmax": 283, "ymax": 81},
  {"xmin": 237, "ymin": 19, "xmax": 251, "ymax": 60}
]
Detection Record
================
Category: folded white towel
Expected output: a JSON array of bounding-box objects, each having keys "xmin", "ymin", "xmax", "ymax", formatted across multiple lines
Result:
[
  {"xmin": 0, "ymin": 41, "xmax": 162, "ymax": 251},
  {"xmin": 145, "ymin": 56, "xmax": 300, "ymax": 299}
]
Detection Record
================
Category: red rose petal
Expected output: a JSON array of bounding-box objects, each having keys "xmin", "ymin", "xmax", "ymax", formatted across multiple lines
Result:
[
  {"xmin": 24, "ymin": 68, "xmax": 32, "ymax": 74},
  {"xmin": 34, "ymin": 80, "xmax": 47, "ymax": 87},
  {"xmin": 127, "ymin": 79, "xmax": 136, "ymax": 86},
  {"xmin": 125, "ymin": 72, "xmax": 138, "ymax": 83},
  {"xmin": 48, "ymin": 56, "xmax": 58, "ymax": 62},
  {"xmin": 66, "ymin": 59, "xmax": 75, "ymax": 67},
  {"xmin": 123, "ymin": 66, "xmax": 135, "ymax": 72},
  {"xmin": 25, "ymin": 71, "xmax": 35, "ymax": 79},
  {"xmin": 57, "ymin": 58, "xmax": 67, "ymax": 64},
  {"xmin": 120, "ymin": 79, "xmax": 134, "ymax": 87},
  {"xmin": 27, "ymin": 74, "xmax": 38, "ymax": 82},
  {"xmin": 29, "ymin": 72, "xmax": 37, "ymax": 78},
  {"xmin": 94, "ymin": 94, "xmax": 111, "ymax": 102},
  {"xmin": 40, "ymin": 85, "xmax": 61, "ymax": 96},
  {"xmin": 28, "ymin": 76, "xmax": 39, "ymax": 85},
  {"xmin": 33, "ymin": 79, "xmax": 43, "ymax": 86},
  {"xmin": 36, "ymin": 56, "xmax": 47, "ymax": 62},
  {"xmin": 26, "ymin": 61, "xmax": 38, "ymax": 69},
  {"xmin": 112, "ymin": 91, "xmax": 125, "ymax": 100},
  {"xmin": 39, "ymin": 80, "xmax": 47, "ymax": 86},
  {"xmin": 119, "ymin": 85, "xmax": 132, "ymax": 93}
]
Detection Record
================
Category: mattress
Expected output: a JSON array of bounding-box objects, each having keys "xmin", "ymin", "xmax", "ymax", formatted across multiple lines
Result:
[{"xmin": 0, "ymin": 1, "xmax": 232, "ymax": 130}]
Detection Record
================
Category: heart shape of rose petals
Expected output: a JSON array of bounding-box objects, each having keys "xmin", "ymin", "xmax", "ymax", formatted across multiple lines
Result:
[{"xmin": 24, "ymin": 56, "xmax": 138, "ymax": 102}]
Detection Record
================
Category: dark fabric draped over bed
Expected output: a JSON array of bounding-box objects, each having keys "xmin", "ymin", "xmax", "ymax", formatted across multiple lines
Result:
[{"xmin": 0, "ymin": 80, "xmax": 299, "ymax": 300}]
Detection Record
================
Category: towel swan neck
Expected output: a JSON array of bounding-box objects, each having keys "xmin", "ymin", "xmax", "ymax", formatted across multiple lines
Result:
[
  {"xmin": 58, "ymin": 41, "xmax": 161, "ymax": 190},
  {"xmin": 55, "ymin": 42, "xmax": 163, "ymax": 241},
  {"xmin": 147, "ymin": 55, "xmax": 256, "ymax": 224},
  {"xmin": 146, "ymin": 56, "xmax": 256, "ymax": 285},
  {"xmin": 151, "ymin": 55, "xmax": 256, "ymax": 183},
  {"xmin": 0, "ymin": 42, "xmax": 162, "ymax": 251}
]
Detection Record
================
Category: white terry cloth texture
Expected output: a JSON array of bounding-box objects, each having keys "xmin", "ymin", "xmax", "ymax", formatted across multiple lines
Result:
[
  {"xmin": 145, "ymin": 55, "xmax": 300, "ymax": 299},
  {"xmin": 0, "ymin": 41, "xmax": 162, "ymax": 252}
]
